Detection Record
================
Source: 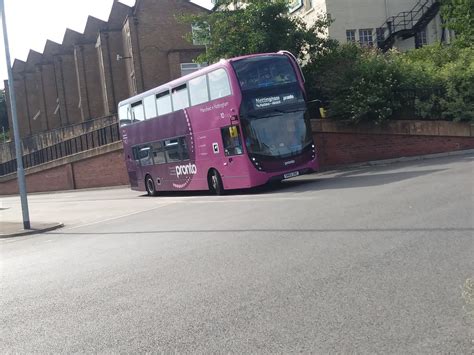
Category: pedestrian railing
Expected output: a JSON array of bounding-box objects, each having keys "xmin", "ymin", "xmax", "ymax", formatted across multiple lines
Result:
[{"xmin": 0, "ymin": 123, "xmax": 121, "ymax": 177}]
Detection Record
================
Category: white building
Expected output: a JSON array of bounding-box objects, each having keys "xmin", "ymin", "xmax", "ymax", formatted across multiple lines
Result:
[
  {"xmin": 213, "ymin": 0, "xmax": 453, "ymax": 50},
  {"xmin": 293, "ymin": 0, "xmax": 453, "ymax": 50}
]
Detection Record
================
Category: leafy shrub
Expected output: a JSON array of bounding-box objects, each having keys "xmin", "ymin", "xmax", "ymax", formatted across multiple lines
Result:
[
  {"xmin": 304, "ymin": 43, "xmax": 474, "ymax": 123},
  {"xmin": 304, "ymin": 44, "xmax": 404, "ymax": 124}
]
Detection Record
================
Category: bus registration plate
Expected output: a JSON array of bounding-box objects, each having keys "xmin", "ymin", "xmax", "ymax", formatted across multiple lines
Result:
[{"xmin": 284, "ymin": 171, "xmax": 299, "ymax": 179}]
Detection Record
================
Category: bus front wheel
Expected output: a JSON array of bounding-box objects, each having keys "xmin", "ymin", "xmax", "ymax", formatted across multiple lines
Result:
[
  {"xmin": 145, "ymin": 175, "xmax": 158, "ymax": 196},
  {"xmin": 208, "ymin": 169, "xmax": 225, "ymax": 195}
]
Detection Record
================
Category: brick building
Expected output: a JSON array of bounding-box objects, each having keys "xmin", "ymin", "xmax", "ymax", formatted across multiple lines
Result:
[{"xmin": 5, "ymin": 0, "xmax": 208, "ymax": 140}]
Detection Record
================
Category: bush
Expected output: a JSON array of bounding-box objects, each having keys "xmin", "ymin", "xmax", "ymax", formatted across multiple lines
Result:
[
  {"xmin": 304, "ymin": 44, "xmax": 404, "ymax": 124},
  {"xmin": 304, "ymin": 43, "xmax": 474, "ymax": 123}
]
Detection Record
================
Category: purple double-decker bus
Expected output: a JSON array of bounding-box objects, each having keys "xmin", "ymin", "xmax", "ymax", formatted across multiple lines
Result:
[{"xmin": 119, "ymin": 51, "xmax": 318, "ymax": 195}]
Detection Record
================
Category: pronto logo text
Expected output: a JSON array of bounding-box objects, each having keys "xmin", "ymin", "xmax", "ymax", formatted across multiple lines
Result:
[{"xmin": 175, "ymin": 163, "xmax": 197, "ymax": 178}]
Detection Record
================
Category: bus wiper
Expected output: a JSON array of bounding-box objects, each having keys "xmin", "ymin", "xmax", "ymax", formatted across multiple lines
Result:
[
  {"xmin": 273, "ymin": 108, "xmax": 306, "ymax": 114},
  {"xmin": 246, "ymin": 112, "xmax": 283, "ymax": 119},
  {"xmin": 246, "ymin": 107, "xmax": 305, "ymax": 119}
]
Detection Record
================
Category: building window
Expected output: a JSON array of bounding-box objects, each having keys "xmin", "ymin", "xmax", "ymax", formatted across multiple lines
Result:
[
  {"xmin": 180, "ymin": 63, "xmax": 207, "ymax": 77},
  {"xmin": 359, "ymin": 29, "xmax": 374, "ymax": 46},
  {"xmin": 419, "ymin": 28, "xmax": 428, "ymax": 46},
  {"xmin": 191, "ymin": 24, "xmax": 210, "ymax": 46},
  {"xmin": 289, "ymin": 0, "xmax": 304, "ymax": 13},
  {"xmin": 346, "ymin": 30, "xmax": 356, "ymax": 43}
]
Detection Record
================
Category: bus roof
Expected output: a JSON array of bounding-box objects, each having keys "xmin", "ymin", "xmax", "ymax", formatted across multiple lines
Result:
[{"xmin": 118, "ymin": 52, "xmax": 291, "ymax": 107}]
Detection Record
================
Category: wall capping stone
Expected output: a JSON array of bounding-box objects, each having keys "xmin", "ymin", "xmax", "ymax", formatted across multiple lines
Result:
[
  {"xmin": 0, "ymin": 141, "xmax": 123, "ymax": 183},
  {"xmin": 311, "ymin": 119, "xmax": 474, "ymax": 138}
]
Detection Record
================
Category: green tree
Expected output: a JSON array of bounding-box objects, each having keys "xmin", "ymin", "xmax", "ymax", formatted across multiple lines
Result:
[
  {"xmin": 441, "ymin": 0, "xmax": 474, "ymax": 46},
  {"xmin": 181, "ymin": 0, "xmax": 334, "ymax": 63}
]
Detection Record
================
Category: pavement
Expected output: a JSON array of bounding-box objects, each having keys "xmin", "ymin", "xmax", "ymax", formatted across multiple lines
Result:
[{"xmin": 0, "ymin": 221, "xmax": 64, "ymax": 238}]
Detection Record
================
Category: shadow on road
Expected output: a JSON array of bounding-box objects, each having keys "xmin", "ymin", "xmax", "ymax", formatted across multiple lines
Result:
[
  {"xmin": 272, "ymin": 168, "xmax": 447, "ymax": 194},
  {"xmin": 49, "ymin": 227, "xmax": 474, "ymax": 236},
  {"xmin": 143, "ymin": 168, "xmax": 446, "ymax": 198}
]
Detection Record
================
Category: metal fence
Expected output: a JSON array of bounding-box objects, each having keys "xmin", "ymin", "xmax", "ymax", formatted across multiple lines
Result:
[{"xmin": 0, "ymin": 123, "xmax": 121, "ymax": 177}]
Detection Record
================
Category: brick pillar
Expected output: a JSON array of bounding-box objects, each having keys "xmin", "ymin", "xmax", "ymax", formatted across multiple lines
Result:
[
  {"xmin": 74, "ymin": 44, "xmax": 91, "ymax": 122},
  {"xmin": 22, "ymin": 74, "xmax": 33, "ymax": 136},
  {"xmin": 36, "ymin": 65, "xmax": 50, "ymax": 131},
  {"xmin": 129, "ymin": 16, "xmax": 145, "ymax": 94},
  {"xmin": 40, "ymin": 63, "xmax": 62, "ymax": 130},
  {"xmin": 53, "ymin": 55, "xmax": 69, "ymax": 126},
  {"xmin": 97, "ymin": 32, "xmax": 117, "ymax": 116}
]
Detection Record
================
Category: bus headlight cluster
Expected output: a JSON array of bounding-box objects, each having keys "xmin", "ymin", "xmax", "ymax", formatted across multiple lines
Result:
[
  {"xmin": 311, "ymin": 144, "xmax": 316, "ymax": 159},
  {"xmin": 251, "ymin": 157, "xmax": 263, "ymax": 171}
]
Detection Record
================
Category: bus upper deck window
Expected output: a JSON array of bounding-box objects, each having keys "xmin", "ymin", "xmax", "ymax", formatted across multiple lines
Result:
[
  {"xmin": 189, "ymin": 75, "xmax": 209, "ymax": 106},
  {"xmin": 118, "ymin": 105, "xmax": 130, "ymax": 126},
  {"xmin": 172, "ymin": 84, "xmax": 190, "ymax": 111},
  {"xmin": 156, "ymin": 91, "xmax": 172, "ymax": 116},
  {"xmin": 208, "ymin": 69, "xmax": 231, "ymax": 100},
  {"xmin": 144, "ymin": 95, "xmax": 157, "ymax": 119},
  {"xmin": 131, "ymin": 101, "xmax": 145, "ymax": 122}
]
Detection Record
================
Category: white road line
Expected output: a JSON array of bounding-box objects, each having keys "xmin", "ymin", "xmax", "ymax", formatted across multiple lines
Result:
[{"xmin": 60, "ymin": 202, "xmax": 179, "ymax": 231}]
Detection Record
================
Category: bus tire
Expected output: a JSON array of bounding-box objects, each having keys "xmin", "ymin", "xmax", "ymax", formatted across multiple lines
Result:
[
  {"xmin": 145, "ymin": 174, "xmax": 158, "ymax": 196},
  {"xmin": 208, "ymin": 169, "xmax": 225, "ymax": 195}
]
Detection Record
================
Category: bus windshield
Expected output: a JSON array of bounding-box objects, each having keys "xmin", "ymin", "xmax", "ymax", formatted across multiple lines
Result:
[
  {"xmin": 232, "ymin": 56, "xmax": 298, "ymax": 90},
  {"xmin": 242, "ymin": 109, "xmax": 312, "ymax": 158},
  {"xmin": 232, "ymin": 56, "xmax": 312, "ymax": 159}
]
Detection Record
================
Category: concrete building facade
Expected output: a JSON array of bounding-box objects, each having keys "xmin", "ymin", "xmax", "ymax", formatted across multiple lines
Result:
[
  {"xmin": 291, "ymin": 0, "xmax": 448, "ymax": 50},
  {"xmin": 5, "ymin": 0, "xmax": 208, "ymax": 140}
]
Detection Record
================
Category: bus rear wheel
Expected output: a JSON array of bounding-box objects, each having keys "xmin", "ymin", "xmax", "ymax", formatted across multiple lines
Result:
[
  {"xmin": 208, "ymin": 169, "xmax": 225, "ymax": 195},
  {"xmin": 145, "ymin": 175, "xmax": 158, "ymax": 196}
]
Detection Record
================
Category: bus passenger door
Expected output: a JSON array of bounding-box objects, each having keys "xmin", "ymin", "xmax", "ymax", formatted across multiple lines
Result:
[
  {"xmin": 220, "ymin": 125, "xmax": 246, "ymax": 186},
  {"xmin": 131, "ymin": 145, "xmax": 152, "ymax": 189},
  {"xmin": 126, "ymin": 147, "xmax": 140, "ymax": 188}
]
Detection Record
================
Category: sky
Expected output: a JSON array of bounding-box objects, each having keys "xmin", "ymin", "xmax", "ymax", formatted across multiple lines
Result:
[{"xmin": 0, "ymin": 0, "xmax": 213, "ymax": 88}]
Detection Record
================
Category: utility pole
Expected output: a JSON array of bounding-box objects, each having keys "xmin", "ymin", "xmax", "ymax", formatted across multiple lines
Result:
[{"xmin": 1, "ymin": 0, "xmax": 30, "ymax": 229}]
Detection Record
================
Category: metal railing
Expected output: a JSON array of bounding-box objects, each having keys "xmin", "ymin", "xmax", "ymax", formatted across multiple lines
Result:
[
  {"xmin": 0, "ymin": 123, "xmax": 121, "ymax": 177},
  {"xmin": 377, "ymin": 0, "xmax": 440, "ymax": 50}
]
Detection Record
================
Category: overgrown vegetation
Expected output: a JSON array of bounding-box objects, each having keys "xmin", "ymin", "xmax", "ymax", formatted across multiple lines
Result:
[
  {"xmin": 441, "ymin": 0, "xmax": 474, "ymax": 48},
  {"xmin": 182, "ymin": 0, "xmax": 474, "ymax": 124},
  {"xmin": 180, "ymin": 0, "xmax": 335, "ymax": 63},
  {"xmin": 304, "ymin": 44, "xmax": 474, "ymax": 124}
]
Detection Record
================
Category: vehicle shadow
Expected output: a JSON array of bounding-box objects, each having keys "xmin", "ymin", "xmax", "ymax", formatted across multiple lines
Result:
[
  {"xmin": 138, "ymin": 167, "xmax": 446, "ymax": 198},
  {"xmin": 265, "ymin": 168, "xmax": 447, "ymax": 195}
]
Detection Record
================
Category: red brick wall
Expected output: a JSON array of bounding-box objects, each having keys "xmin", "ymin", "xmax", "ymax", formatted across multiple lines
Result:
[
  {"xmin": 0, "ymin": 150, "xmax": 129, "ymax": 195},
  {"xmin": 73, "ymin": 151, "xmax": 129, "ymax": 189},
  {"xmin": 314, "ymin": 132, "xmax": 474, "ymax": 167},
  {"xmin": 0, "ymin": 164, "xmax": 73, "ymax": 195}
]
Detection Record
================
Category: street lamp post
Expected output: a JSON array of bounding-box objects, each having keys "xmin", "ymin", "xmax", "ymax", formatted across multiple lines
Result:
[{"xmin": 1, "ymin": 0, "xmax": 30, "ymax": 229}]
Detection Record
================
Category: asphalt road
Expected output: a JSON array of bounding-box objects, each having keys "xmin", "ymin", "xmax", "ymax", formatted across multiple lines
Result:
[{"xmin": 1, "ymin": 155, "xmax": 473, "ymax": 353}]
